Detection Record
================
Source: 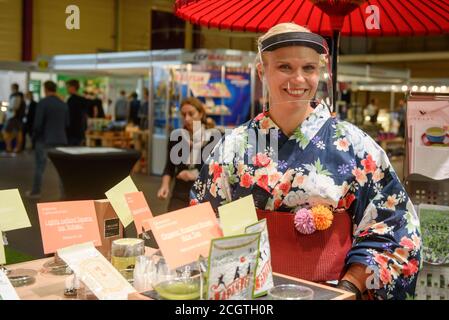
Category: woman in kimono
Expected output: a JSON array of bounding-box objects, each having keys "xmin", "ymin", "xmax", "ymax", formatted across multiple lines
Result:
[{"xmin": 190, "ymin": 23, "xmax": 421, "ymax": 300}]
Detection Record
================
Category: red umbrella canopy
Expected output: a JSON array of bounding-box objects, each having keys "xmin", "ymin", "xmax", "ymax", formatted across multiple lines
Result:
[{"xmin": 175, "ymin": 0, "xmax": 449, "ymax": 36}]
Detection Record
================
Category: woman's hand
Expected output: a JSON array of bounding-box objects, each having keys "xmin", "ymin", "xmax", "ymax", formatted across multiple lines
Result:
[
  {"xmin": 157, "ymin": 185, "xmax": 170, "ymax": 199},
  {"xmin": 176, "ymin": 169, "xmax": 198, "ymax": 182}
]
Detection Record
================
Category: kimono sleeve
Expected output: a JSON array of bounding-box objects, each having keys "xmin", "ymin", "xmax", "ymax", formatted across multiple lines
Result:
[
  {"xmin": 346, "ymin": 142, "xmax": 422, "ymax": 300},
  {"xmin": 189, "ymin": 135, "xmax": 236, "ymax": 212}
]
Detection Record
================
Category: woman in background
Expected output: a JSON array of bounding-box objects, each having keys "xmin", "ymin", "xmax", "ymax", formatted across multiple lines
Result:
[{"xmin": 157, "ymin": 97, "xmax": 217, "ymax": 211}]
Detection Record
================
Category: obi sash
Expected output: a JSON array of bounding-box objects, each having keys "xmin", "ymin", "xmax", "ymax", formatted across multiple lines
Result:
[{"xmin": 256, "ymin": 209, "xmax": 353, "ymax": 283}]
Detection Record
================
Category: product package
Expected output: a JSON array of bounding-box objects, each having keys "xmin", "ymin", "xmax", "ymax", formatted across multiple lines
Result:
[
  {"xmin": 206, "ymin": 233, "xmax": 260, "ymax": 300},
  {"xmin": 57, "ymin": 242, "xmax": 136, "ymax": 300},
  {"xmin": 94, "ymin": 199, "xmax": 124, "ymax": 260},
  {"xmin": 245, "ymin": 219, "xmax": 274, "ymax": 298}
]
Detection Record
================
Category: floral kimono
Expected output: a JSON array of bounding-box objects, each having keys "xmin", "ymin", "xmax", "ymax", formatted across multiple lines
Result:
[{"xmin": 190, "ymin": 103, "xmax": 422, "ymax": 300}]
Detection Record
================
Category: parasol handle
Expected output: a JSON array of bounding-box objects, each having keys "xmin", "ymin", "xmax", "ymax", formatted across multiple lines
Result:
[{"xmin": 331, "ymin": 29, "xmax": 341, "ymax": 110}]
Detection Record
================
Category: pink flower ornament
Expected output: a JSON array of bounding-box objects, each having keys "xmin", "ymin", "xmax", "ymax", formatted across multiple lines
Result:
[{"xmin": 294, "ymin": 208, "xmax": 316, "ymax": 235}]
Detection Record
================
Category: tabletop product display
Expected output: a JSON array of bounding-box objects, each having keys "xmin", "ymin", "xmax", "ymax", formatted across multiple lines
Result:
[
  {"xmin": 130, "ymin": 273, "xmax": 354, "ymax": 300},
  {"xmin": 5, "ymin": 255, "xmax": 354, "ymax": 300}
]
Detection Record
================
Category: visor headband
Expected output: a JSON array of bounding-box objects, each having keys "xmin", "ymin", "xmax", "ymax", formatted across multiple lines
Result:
[{"xmin": 260, "ymin": 32, "xmax": 329, "ymax": 54}]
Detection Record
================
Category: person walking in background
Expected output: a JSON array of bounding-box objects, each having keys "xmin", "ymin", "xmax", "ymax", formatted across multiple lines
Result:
[
  {"xmin": 114, "ymin": 90, "xmax": 128, "ymax": 121},
  {"xmin": 138, "ymin": 88, "xmax": 149, "ymax": 129},
  {"xmin": 66, "ymin": 79, "xmax": 88, "ymax": 146},
  {"xmin": 24, "ymin": 91, "xmax": 37, "ymax": 150},
  {"xmin": 128, "ymin": 92, "xmax": 141, "ymax": 125},
  {"xmin": 83, "ymin": 90, "xmax": 95, "ymax": 118},
  {"xmin": 83, "ymin": 91, "xmax": 105, "ymax": 119},
  {"xmin": 2, "ymin": 83, "xmax": 26, "ymax": 153},
  {"xmin": 366, "ymin": 98, "xmax": 379, "ymax": 124},
  {"xmin": 397, "ymin": 99, "xmax": 406, "ymax": 138},
  {"xmin": 26, "ymin": 81, "xmax": 69, "ymax": 199},
  {"xmin": 91, "ymin": 92, "xmax": 105, "ymax": 118}
]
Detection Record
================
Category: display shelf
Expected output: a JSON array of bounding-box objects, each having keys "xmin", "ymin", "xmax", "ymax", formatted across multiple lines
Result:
[
  {"xmin": 404, "ymin": 93, "xmax": 449, "ymax": 300},
  {"xmin": 206, "ymin": 110, "xmax": 231, "ymax": 116},
  {"xmin": 416, "ymin": 263, "xmax": 449, "ymax": 300},
  {"xmin": 190, "ymin": 82, "xmax": 231, "ymax": 99}
]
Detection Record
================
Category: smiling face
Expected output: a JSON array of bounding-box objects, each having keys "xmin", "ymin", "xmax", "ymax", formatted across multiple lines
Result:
[{"xmin": 260, "ymin": 46, "xmax": 320, "ymax": 110}]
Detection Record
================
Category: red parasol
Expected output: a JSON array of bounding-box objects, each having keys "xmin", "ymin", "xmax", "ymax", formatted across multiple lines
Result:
[
  {"xmin": 175, "ymin": 0, "xmax": 449, "ymax": 106},
  {"xmin": 175, "ymin": 0, "xmax": 449, "ymax": 36}
]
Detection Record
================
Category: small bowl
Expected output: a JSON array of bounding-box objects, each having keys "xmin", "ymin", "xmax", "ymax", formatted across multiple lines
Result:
[
  {"xmin": 154, "ymin": 276, "xmax": 201, "ymax": 300},
  {"xmin": 267, "ymin": 284, "xmax": 314, "ymax": 300},
  {"xmin": 9, "ymin": 275, "xmax": 36, "ymax": 287}
]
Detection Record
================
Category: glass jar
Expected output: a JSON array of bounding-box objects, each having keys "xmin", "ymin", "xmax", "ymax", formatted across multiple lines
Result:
[{"xmin": 111, "ymin": 238, "xmax": 144, "ymax": 282}]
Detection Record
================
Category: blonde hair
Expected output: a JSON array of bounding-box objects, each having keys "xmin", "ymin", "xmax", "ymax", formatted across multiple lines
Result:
[
  {"xmin": 255, "ymin": 23, "xmax": 328, "ymax": 112},
  {"xmin": 256, "ymin": 23, "xmax": 312, "ymax": 64}
]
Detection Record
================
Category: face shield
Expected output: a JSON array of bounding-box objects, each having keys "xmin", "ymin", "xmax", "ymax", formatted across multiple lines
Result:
[{"xmin": 258, "ymin": 31, "xmax": 333, "ymax": 113}]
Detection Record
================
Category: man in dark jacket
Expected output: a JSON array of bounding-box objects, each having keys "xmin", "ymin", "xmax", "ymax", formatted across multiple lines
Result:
[
  {"xmin": 24, "ymin": 91, "xmax": 37, "ymax": 149},
  {"xmin": 84, "ymin": 91, "xmax": 105, "ymax": 118},
  {"xmin": 66, "ymin": 79, "xmax": 88, "ymax": 146},
  {"xmin": 128, "ymin": 92, "xmax": 141, "ymax": 125},
  {"xmin": 26, "ymin": 81, "xmax": 69, "ymax": 198}
]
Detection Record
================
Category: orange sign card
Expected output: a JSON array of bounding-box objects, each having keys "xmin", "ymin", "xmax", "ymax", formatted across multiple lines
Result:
[
  {"xmin": 148, "ymin": 202, "xmax": 223, "ymax": 270},
  {"xmin": 37, "ymin": 200, "xmax": 102, "ymax": 254},
  {"xmin": 124, "ymin": 192, "xmax": 153, "ymax": 235}
]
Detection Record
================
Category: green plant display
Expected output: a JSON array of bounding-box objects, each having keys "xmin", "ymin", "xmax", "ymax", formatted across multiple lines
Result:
[{"xmin": 419, "ymin": 205, "xmax": 449, "ymax": 265}]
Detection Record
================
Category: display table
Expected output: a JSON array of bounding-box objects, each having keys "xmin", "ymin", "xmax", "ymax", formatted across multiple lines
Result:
[
  {"xmin": 7, "ymin": 247, "xmax": 158, "ymax": 300},
  {"xmin": 129, "ymin": 272, "xmax": 354, "ymax": 300},
  {"xmin": 47, "ymin": 147, "xmax": 141, "ymax": 200},
  {"xmin": 6, "ymin": 256, "xmax": 354, "ymax": 300},
  {"xmin": 6, "ymin": 257, "xmax": 69, "ymax": 300}
]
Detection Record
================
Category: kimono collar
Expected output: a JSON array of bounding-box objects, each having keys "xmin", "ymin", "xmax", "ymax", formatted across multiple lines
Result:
[{"xmin": 254, "ymin": 103, "xmax": 332, "ymax": 149}]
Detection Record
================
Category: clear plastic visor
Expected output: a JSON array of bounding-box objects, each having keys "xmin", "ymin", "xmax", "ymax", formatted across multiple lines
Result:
[{"xmin": 258, "ymin": 47, "xmax": 333, "ymax": 112}]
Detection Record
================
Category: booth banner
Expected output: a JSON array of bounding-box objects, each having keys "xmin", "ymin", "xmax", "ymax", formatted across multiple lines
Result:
[
  {"xmin": 206, "ymin": 69, "xmax": 251, "ymax": 126},
  {"xmin": 56, "ymin": 74, "xmax": 107, "ymax": 100},
  {"xmin": 0, "ymin": 270, "xmax": 20, "ymax": 300},
  {"xmin": 174, "ymin": 71, "xmax": 210, "ymax": 85},
  {"xmin": 206, "ymin": 233, "xmax": 260, "ymax": 300},
  {"xmin": 407, "ymin": 99, "xmax": 449, "ymax": 179},
  {"xmin": 57, "ymin": 242, "xmax": 136, "ymax": 300},
  {"xmin": 190, "ymin": 82, "xmax": 231, "ymax": 98},
  {"xmin": 245, "ymin": 219, "xmax": 274, "ymax": 298}
]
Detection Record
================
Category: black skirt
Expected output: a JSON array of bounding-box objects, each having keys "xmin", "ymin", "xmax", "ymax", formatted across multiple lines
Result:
[{"xmin": 3, "ymin": 117, "xmax": 23, "ymax": 133}]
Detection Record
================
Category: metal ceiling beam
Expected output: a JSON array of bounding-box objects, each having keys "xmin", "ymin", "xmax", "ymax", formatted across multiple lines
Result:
[{"xmin": 340, "ymin": 51, "xmax": 449, "ymax": 63}]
